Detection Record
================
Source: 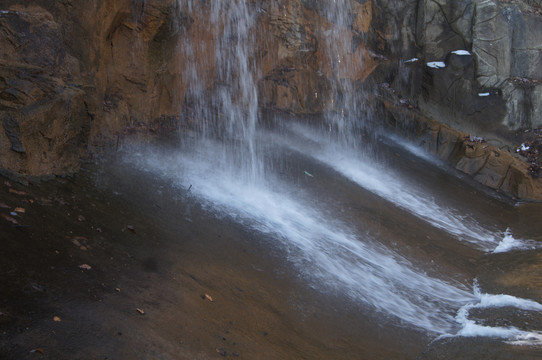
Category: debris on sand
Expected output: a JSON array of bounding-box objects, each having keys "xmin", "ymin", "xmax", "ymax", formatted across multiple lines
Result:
[{"xmin": 1, "ymin": 213, "xmax": 18, "ymax": 224}]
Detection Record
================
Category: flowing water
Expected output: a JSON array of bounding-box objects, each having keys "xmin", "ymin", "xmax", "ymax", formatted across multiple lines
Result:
[{"xmin": 122, "ymin": 0, "xmax": 542, "ymax": 356}]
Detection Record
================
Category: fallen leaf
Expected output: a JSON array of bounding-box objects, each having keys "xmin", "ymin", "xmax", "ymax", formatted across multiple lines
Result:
[
  {"xmin": 115, "ymin": 288, "xmax": 121, "ymax": 292},
  {"xmin": 78, "ymin": 264, "xmax": 92, "ymax": 270},
  {"xmin": 1, "ymin": 213, "xmax": 18, "ymax": 224},
  {"xmin": 0, "ymin": 203, "xmax": 9, "ymax": 209},
  {"xmin": 216, "ymin": 348, "xmax": 227, "ymax": 356},
  {"xmin": 79, "ymin": 246, "xmax": 88, "ymax": 251},
  {"xmin": 4, "ymin": 181, "xmax": 12, "ymax": 187},
  {"xmin": 14, "ymin": 207, "xmax": 25, "ymax": 213},
  {"xmin": 126, "ymin": 225, "xmax": 136, "ymax": 234},
  {"xmin": 30, "ymin": 348, "xmax": 44, "ymax": 354},
  {"xmin": 29, "ymin": 199, "xmax": 34, "ymax": 204},
  {"xmin": 8, "ymin": 188, "xmax": 26, "ymax": 195},
  {"xmin": 205, "ymin": 294, "xmax": 214, "ymax": 302},
  {"xmin": 53, "ymin": 316, "xmax": 61, "ymax": 322},
  {"xmin": 136, "ymin": 308, "xmax": 145, "ymax": 315},
  {"xmin": 72, "ymin": 239, "xmax": 82, "ymax": 247}
]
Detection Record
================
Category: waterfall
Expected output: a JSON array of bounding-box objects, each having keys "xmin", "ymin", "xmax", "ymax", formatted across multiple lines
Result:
[
  {"xmin": 121, "ymin": 0, "xmax": 542, "ymax": 342},
  {"xmin": 180, "ymin": 0, "xmax": 262, "ymax": 182}
]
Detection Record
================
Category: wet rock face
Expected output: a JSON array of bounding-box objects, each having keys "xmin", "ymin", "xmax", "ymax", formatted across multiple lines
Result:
[
  {"xmin": 0, "ymin": 0, "xmax": 187, "ymax": 175},
  {"xmin": 0, "ymin": 8, "xmax": 89, "ymax": 175},
  {"xmin": 0, "ymin": 0, "xmax": 541, "ymax": 200},
  {"xmin": 379, "ymin": 0, "xmax": 542, "ymax": 139}
]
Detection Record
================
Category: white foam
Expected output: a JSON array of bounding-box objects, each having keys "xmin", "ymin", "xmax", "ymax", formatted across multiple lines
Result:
[
  {"xmin": 427, "ymin": 61, "xmax": 446, "ymax": 69},
  {"xmin": 493, "ymin": 228, "xmax": 540, "ymax": 253},
  {"xmin": 404, "ymin": 58, "xmax": 420, "ymax": 63},
  {"xmin": 452, "ymin": 282, "xmax": 542, "ymax": 345},
  {"xmin": 478, "ymin": 92, "xmax": 490, "ymax": 97}
]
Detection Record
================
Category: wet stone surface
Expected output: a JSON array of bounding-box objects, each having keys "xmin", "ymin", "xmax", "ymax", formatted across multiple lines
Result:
[{"xmin": 0, "ymin": 151, "xmax": 541, "ymax": 359}]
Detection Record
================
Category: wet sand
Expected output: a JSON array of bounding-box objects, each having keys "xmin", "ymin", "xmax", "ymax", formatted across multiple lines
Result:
[{"xmin": 1, "ymin": 151, "xmax": 541, "ymax": 359}]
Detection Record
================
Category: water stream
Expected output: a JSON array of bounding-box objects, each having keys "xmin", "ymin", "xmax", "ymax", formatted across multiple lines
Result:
[{"xmin": 125, "ymin": 0, "xmax": 542, "ymax": 352}]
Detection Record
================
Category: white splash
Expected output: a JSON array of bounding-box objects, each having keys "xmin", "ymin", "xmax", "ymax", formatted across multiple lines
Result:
[
  {"xmin": 493, "ymin": 228, "xmax": 540, "ymax": 253},
  {"xmin": 478, "ymin": 92, "xmax": 491, "ymax": 97},
  {"xmin": 451, "ymin": 282, "xmax": 542, "ymax": 345}
]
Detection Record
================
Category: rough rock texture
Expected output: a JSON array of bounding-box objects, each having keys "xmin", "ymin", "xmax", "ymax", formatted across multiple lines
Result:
[
  {"xmin": 368, "ymin": 0, "xmax": 542, "ymax": 200},
  {"xmin": 377, "ymin": 0, "xmax": 542, "ymax": 141},
  {"xmin": 379, "ymin": 90, "xmax": 542, "ymax": 201},
  {"xmin": 0, "ymin": 8, "xmax": 89, "ymax": 175},
  {"xmin": 0, "ymin": 1, "xmax": 184, "ymax": 175},
  {"xmin": 0, "ymin": 0, "xmax": 541, "ymax": 199}
]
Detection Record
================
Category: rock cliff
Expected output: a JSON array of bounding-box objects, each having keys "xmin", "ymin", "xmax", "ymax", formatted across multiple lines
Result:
[{"xmin": 0, "ymin": 0, "xmax": 541, "ymax": 200}]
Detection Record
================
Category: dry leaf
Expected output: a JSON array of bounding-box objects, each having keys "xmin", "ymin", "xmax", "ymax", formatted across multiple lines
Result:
[
  {"xmin": 0, "ymin": 203, "xmax": 9, "ymax": 209},
  {"xmin": 30, "ymin": 348, "xmax": 44, "ymax": 354},
  {"xmin": 53, "ymin": 316, "xmax": 61, "ymax": 322},
  {"xmin": 78, "ymin": 264, "xmax": 92, "ymax": 270},
  {"xmin": 4, "ymin": 181, "xmax": 12, "ymax": 187},
  {"xmin": 115, "ymin": 288, "xmax": 121, "ymax": 292},
  {"xmin": 205, "ymin": 294, "xmax": 214, "ymax": 302},
  {"xmin": 72, "ymin": 239, "xmax": 81, "ymax": 247},
  {"xmin": 1, "ymin": 213, "xmax": 18, "ymax": 224},
  {"xmin": 14, "ymin": 207, "xmax": 25, "ymax": 213},
  {"xmin": 8, "ymin": 188, "xmax": 26, "ymax": 195},
  {"xmin": 136, "ymin": 308, "xmax": 145, "ymax": 315},
  {"xmin": 126, "ymin": 225, "xmax": 136, "ymax": 234},
  {"xmin": 29, "ymin": 199, "xmax": 34, "ymax": 204}
]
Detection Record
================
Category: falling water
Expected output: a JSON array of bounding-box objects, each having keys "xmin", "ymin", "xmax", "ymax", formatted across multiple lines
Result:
[
  {"xmin": 180, "ymin": 0, "xmax": 262, "ymax": 181},
  {"xmin": 124, "ymin": 0, "xmax": 542, "ymax": 346}
]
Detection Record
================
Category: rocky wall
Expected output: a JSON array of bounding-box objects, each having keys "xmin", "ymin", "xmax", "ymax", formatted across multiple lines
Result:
[{"xmin": 0, "ymin": 0, "xmax": 541, "ymax": 200}]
